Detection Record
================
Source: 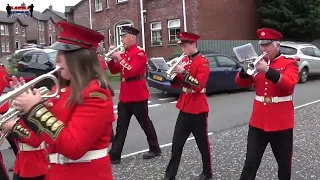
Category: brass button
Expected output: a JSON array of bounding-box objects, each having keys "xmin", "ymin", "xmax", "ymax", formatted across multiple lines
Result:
[
  {"xmin": 264, "ymin": 92, "xmax": 267, "ymax": 95},
  {"xmin": 265, "ymin": 82, "xmax": 268, "ymax": 85},
  {"xmin": 60, "ymin": 88, "xmax": 66, "ymax": 92},
  {"xmin": 55, "ymin": 95, "xmax": 60, "ymax": 99},
  {"xmin": 265, "ymin": 88, "xmax": 267, "ymax": 90}
]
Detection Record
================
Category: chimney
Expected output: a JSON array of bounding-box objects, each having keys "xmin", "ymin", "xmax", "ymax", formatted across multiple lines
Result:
[{"xmin": 49, "ymin": 5, "xmax": 52, "ymax": 10}]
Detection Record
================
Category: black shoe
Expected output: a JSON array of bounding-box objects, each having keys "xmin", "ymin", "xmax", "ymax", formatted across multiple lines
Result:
[
  {"xmin": 195, "ymin": 173, "xmax": 212, "ymax": 180},
  {"xmin": 142, "ymin": 151, "xmax": 161, "ymax": 159},
  {"xmin": 111, "ymin": 159, "xmax": 121, "ymax": 165}
]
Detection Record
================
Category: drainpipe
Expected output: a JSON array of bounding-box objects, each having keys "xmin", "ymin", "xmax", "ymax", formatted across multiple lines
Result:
[
  {"xmin": 139, "ymin": 0, "xmax": 145, "ymax": 50},
  {"xmin": 89, "ymin": 0, "xmax": 93, "ymax": 29},
  {"xmin": 182, "ymin": 0, "xmax": 187, "ymax": 31}
]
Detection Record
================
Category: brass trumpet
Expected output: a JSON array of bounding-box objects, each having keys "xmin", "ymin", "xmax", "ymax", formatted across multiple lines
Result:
[
  {"xmin": 164, "ymin": 53, "xmax": 186, "ymax": 80},
  {"xmin": 0, "ymin": 86, "xmax": 51, "ymax": 128},
  {"xmin": 245, "ymin": 52, "xmax": 268, "ymax": 76},
  {"xmin": 0, "ymin": 66, "xmax": 60, "ymax": 107},
  {"xmin": 97, "ymin": 44, "xmax": 124, "ymax": 62}
]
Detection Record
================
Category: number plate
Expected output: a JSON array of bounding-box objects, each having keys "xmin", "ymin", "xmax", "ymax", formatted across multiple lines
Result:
[{"xmin": 153, "ymin": 75, "xmax": 163, "ymax": 81}]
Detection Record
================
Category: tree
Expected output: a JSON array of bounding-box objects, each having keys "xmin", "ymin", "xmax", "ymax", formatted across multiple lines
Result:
[{"xmin": 259, "ymin": 0, "xmax": 320, "ymax": 40}]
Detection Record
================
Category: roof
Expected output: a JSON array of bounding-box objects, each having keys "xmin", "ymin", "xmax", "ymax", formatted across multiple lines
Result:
[
  {"xmin": 42, "ymin": 9, "xmax": 67, "ymax": 20},
  {"xmin": 0, "ymin": 11, "xmax": 28, "ymax": 26},
  {"xmin": 65, "ymin": 0, "xmax": 86, "ymax": 14}
]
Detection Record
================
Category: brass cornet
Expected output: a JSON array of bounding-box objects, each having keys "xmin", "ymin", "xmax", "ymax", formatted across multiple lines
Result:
[
  {"xmin": 164, "ymin": 53, "xmax": 186, "ymax": 80},
  {"xmin": 97, "ymin": 44, "xmax": 124, "ymax": 62},
  {"xmin": 0, "ymin": 66, "xmax": 60, "ymax": 107},
  {"xmin": 245, "ymin": 52, "xmax": 268, "ymax": 76}
]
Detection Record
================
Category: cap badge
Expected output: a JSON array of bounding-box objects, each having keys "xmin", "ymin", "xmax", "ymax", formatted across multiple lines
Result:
[{"xmin": 261, "ymin": 32, "xmax": 265, "ymax": 36}]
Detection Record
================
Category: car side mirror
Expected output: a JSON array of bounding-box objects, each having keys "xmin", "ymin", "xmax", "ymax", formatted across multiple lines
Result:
[{"xmin": 233, "ymin": 63, "xmax": 241, "ymax": 70}]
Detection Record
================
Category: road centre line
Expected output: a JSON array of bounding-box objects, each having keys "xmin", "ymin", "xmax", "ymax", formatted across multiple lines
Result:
[
  {"xmin": 119, "ymin": 99, "xmax": 320, "ymax": 159},
  {"xmin": 158, "ymin": 97, "xmax": 176, "ymax": 101}
]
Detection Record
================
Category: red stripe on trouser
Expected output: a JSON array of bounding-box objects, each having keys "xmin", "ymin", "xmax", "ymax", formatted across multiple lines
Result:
[
  {"xmin": 0, "ymin": 152, "xmax": 9, "ymax": 179},
  {"xmin": 205, "ymin": 113, "xmax": 213, "ymax": 175},
  {"xmin": 144, "ymin": 101, "xmax": 160, "ymax": 152}
]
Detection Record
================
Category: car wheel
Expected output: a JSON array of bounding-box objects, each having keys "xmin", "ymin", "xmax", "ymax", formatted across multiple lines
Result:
[{"xmin": 299, "ymin": 68, "xmax": 308, "ymax": 83}]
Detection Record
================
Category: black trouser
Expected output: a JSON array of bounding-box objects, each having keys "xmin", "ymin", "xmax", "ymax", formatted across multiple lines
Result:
[
  {"xmin": 6, "ymin": 136, "xmax": 19, "ymax": 156},
  {"xmin": 13, "ymin": 174, "xmax": 46, "ymax": 180},
  {"xmin": 109, "ymin": 100, "xmax": 160, "ymax": 160},
  {"xmin": 240, "ymin": 125, "xmax": 293, "ymax": 180},
  {"xmin": 165, "ymin": 111, "xmax": 212, "ymax": 178},
  {"xmin": 0, "ymin": 153, "xmax": 9, "ymax": 180}
]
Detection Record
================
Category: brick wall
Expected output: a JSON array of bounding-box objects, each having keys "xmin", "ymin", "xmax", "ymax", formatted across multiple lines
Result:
[
  {"xmin": 12, "ymin": 22, "xmax": 27, "ymax": 51},
  {"xmin": 73, "ymin": 0, "xmax": 90, "ymax": 28}
]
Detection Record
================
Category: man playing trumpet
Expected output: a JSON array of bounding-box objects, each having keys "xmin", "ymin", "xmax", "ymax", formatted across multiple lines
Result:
[
  {"xmin": 235, "ymin": 28, "xmax": 299, "ymax": 180},
  {"xmin": 107, "ymin": 26, "xmax": 161, "ymax": 164},
  {"xmin": 163, "ymin": 32, "xmax": 212, "ymax": 180}
]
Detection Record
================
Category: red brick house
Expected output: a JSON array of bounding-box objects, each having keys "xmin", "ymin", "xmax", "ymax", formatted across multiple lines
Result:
[
  {"xmin": 66, "ymin": 0, "xmax": 259, "ymax": 58},
  {"xmin": 0, "ymin": 11, "xmax": 28, "ymax": 56}
]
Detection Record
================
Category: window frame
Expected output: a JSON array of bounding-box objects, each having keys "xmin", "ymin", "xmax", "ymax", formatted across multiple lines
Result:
[
  {"xmin": 167, "ymin": 19, "xmax": 181, "ymax": 43},
  {"xmin": 95, "ymin": 0, "xmax": 103, "ymax": 11},
  {"xmin": 150, "ymin": 22, "xmax": 162, "ymax": 46}
]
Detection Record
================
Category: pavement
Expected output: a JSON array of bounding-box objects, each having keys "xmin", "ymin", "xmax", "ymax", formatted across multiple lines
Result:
[{"xmin": 2, "ymin": 72, "xmax": 320, "ymax": 179}]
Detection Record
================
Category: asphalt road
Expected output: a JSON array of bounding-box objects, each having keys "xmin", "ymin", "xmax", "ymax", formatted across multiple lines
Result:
[{"xmin": 2, "ymin": 78, "xmax": 320, "ymax": 179}]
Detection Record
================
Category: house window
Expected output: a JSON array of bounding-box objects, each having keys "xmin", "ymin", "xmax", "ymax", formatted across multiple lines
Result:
[
  {"xmin": 38, "ymin": 23, "xmax": 41, "ymax": 30},
  {"xmin": 0, "ymin": 25, "xmax": 4, "ymax": 35},
  {"xmin": 4, "ymin": 25, "xmax": 9, "ymax": 35},
  {"xmin": 115, "ymin": 22, "xmax": 133, "ymax": 48},
  {"xmin": 42, "ymin": 23, "xmax": 44, "ymax": 30},
  {"xmin": 49, "ymin": 23, "xmax": 51, "ymax": 29},
  {"xmin": 15, "ymin": 24, "xmax": 19, "ymax": 34},
  {"xmin": 150, "ymin": 22, "xmax": 162, "ymax": 45},
  {"xmin": 21, "ymin": 27, "xmax": 25, "ymax": 36},
  {"xmin": 97, "ymin": 30, "xmax": 104, "ymax": 48},
  {"xmin": 117, "ymin": 0, "xmax": 128, "ymax": 3},
  {"xmin": 106, "ymin": 0, "xmax": 109, "ymax": 8},
  {"xmin": 6, "ymin": 42, "xmax": 10, "ymax": 52},
  {"xmin": 168, "ymin": 19, "xmax": 181, "ymax": 43},
  {"xmin": 1, "ymin": 42, "xmax": 5, "ymax": 52},
  {"xmin": 95, "ymin": 0, "xmax": 102, "ymax": 11}
]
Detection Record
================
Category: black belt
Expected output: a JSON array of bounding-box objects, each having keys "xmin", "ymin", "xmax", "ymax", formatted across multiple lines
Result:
[{"xmin": 121, "ymin": 76, "xmax": 145, "ymax": 82}]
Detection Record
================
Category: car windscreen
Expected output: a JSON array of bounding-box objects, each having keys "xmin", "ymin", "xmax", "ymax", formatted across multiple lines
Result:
[
  {"xmin": 280, "ymin": 46, "xmax": 297, "ymax": 55},
  {"xmin": 47, "ymin": 51, "xmax": 58, "ymax": 63}
]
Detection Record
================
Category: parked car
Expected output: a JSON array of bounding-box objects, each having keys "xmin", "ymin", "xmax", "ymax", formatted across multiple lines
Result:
[
  {"xmin": 5, "ymin": 48, "xmax": 58, "ymax": 90},
  {"xmin": 7, "ymin": 48, "xmax": 41, "ymax": 68},
  {"xmin": 280, "ymin": 41, "xmax": 320, "ymax": 83},
  {"xmin": 147, "ymin": 52, "xmax": 250, "ymax": 95}
]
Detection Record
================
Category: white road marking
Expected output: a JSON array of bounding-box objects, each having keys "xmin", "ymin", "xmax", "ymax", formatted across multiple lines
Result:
[
  {"xmin": 158, "ymin": 97, "xmax": 176, "ymax": 101},
  {"xmin": 119, "ymin": 99, "xmax": 320, "ymax": 159},
  {"xmin": 170, "ymin": 101, "xmax": 177, "ymax": 104}
]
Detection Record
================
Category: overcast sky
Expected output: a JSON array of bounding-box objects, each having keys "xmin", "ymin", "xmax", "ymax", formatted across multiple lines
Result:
[{"xmin": 0, "ymin": 0, "xmax": 81, "ymax": 13}]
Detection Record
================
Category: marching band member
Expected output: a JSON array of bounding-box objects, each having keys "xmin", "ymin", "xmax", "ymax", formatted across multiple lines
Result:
[
  {"xmin": 235, "ymin": 28, "xmax": 299, "ymax": 180},
  {"xmin": 163, "ymin": 32, "xmax": 212, "ymax": 180},
  {"xmin": 8, "ymin": 21, "xmax": 115, "ymax": 180},
  {"xmin": 2, "ymin": 119, "xmax": 48, "ymax": 180},
  {"xmin": 107, "ymin": 26, "xmax": 161, "ymax": 164},
  {"xmin": 0, "ymin": 63, "xmax": 12, "ymax": 180}
]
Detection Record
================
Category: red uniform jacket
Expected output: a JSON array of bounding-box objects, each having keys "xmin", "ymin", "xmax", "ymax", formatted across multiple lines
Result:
[
  {"xmin": 0, "ymin": 64, "xmax": 9, "ymax": 113},
  {"xmin": 171, "ymin": 52, "xmax": 210, "ymax": 114},
  {"xmin": 235, "ymin": 55, "xmax": 299, "ymax": 131},
  {"xmin": 107, "ymin": 44, "xmax": 149, "ymax": 103},
  {"xmin": 28, "ymin": 80, "xmax": 115, "ymax": 180},
  {"xmin": 11, "ymin": 120, "xmax": 48, "ymax": 177}
]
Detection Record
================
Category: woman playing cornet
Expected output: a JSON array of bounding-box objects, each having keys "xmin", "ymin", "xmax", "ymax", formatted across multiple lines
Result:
[{"xmin": 2, "ymin": 21, "xmax": 115, "ymax": 180}]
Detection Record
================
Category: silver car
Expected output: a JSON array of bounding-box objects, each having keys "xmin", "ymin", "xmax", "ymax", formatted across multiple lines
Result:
[{"xmin": 280, "ymin": 41, "xmax": 320, "ymax": 83}]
